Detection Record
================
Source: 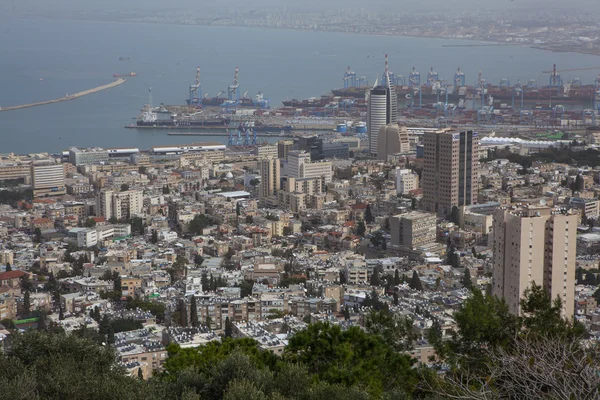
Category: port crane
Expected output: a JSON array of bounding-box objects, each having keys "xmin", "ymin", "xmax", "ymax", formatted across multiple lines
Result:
[
  {"xmin": 188, "ymin": 66, "xmax": 202, "ymax": 105},
  {"xmin": 344, "ymin": 67, "xmax": 357, "ymax": 88},
  {"xmin": 228, "ymin": 67, "xmax": 240, "ymax": 101}
]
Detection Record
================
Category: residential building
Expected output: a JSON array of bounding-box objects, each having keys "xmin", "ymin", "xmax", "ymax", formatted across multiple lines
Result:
[
  {"xmin": 96, "ymin": 190, "xmax": 143, "ymax": 220},
  {"xmin": 390, "ymin": 212, "xmax": 437, "ymax": 250},
  {"xmin": 492, "ymin": 206, "xmax": 576, "ymax": 318},
  {"xmin": 395, "ymin": 168, "xmax": 419, "ymax": 196},
  {"xmin": 367, "ymin": 67, "xmax": 397, "ymax": 156},
  {"xmin": 422, "ymin": 129, "xmax": 479, "ymax": 217},
  {"xmin": 287, "ymin": 151, "xmax": 332, "ymax": 183},
  {"xmin": 31, "ymin": 163, "xmax": 66, "ymax": 198},
  {"xmin": 259, "ymin": 157, "xmax": 280, "ymax": 204},
  {"xmin": 377, "ymin": 125, "xmax": 409, "ymax": 160}
]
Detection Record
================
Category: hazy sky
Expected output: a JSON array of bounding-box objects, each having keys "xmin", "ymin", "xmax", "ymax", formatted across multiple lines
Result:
[{"xmin": 8, "ymin": 0, "xmax": 600, "ymax": 13}]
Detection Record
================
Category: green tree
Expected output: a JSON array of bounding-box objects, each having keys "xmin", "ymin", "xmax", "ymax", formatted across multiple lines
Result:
[
  {"xmin": 84, "ymin": 218, "xmax": 97, "ymax": 228},
  {"xmin": 23, "ymin": 291, "xmax": 31, "ymax": 316},
  {"xmin": 5, "ymin": 262, "xmax": 11, "ymax": 272},
  {"xmin": 150, "ymin": 230, "xmax": 158, "ymax": 244},
  {"xmin": 409, "ymin": 271, "xmax": 423, "ymax": 291},
  {"xmin": 370, "ymin": 268, "xmax": 381, "ymax": 286},
  {"xmin": 34, "ymin": 228, "xmax": 42, "ymax": 243},
  {"xmin": 461, "ymin": 268, "xmax": 473, "ymax": 290},
  {"xmin": 365, "ymin": 309, "xmax": 416, "ymax": 352},
  {"xmin": 356, "ymin": 220, "xmax": 366, "ymax": 236},
  {"xmin": 177, "ymin": 299, "xmax": 188, "ymax": 327},
  {"xmin": 0, "ymin": 330, "xmax": 155, "ymax": 400},
  {"xmin": 393, "ymin": 269, "xmax": 401, "ymax": 286},
  {"xmin": 285, "ymin": 322, "xmax": 418, "ymax": 397},
  {"xmin": 449, "ymin": 206, "xmax": 460, "ymax": 224},
  {"xmin": 225, "ymin": 317, "xmax": 233, "ymax": 338},
  {"xmin": 190, "ymin": 296, "xmax": 199, "ymax": 328},
  {"xmin": 364, "ymin": 204, "xmax": 374, "ymax": 224},
  {"xmin": 112, "ymin": 272, "xmax": 122, "ymax": 293},
  {"xmin": 120, "ymin": 184, "xmax": 130, "ymax": 192},
  {"xmin": 411, "ymin": 197, "xmax": 416, "ymax": 210},
  {"xmin": 188, "ymin": 214, "xmax": 213, "ymax": 236}
]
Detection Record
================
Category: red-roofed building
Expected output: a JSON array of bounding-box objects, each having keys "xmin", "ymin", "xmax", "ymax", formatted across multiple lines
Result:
[
  {"xmin": 0, "ymin": 270, "xmax": 27, "ymax": 288},
  {"xmin": 31, "ymin": 218, "xmax": 54, "ymax": 231}
]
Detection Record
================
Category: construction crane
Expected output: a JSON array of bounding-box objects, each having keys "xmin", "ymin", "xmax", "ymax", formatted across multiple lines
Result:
[{"xmin": 454, "ymin": 67, "xmax": 466, "ymax": 88}]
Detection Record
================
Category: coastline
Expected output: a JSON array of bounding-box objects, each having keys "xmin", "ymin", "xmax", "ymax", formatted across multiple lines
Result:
[{"xmin": 5, "ymin": 14, "xmax": 599, "ymax": 58}]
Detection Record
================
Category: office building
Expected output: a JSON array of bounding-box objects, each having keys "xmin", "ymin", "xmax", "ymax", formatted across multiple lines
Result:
[
  {"xmin": 296, "ymin": 136, "xmax": 349, "ymax": 161},
  {"xmin": 259, "ymin": 157, "xmax": 280, "ymax": 203},
  {"xmin": 422, "ymin": 129, "xmax": 479, "ymax": 217},
  {"xmin": 31, "ymin": 163, "xmax": 66, "ymax": 198},
  {"xmin": 377, "ymin": 125, "xmax": 409, "ymax": 160},
  {"xmin": 390, "ymin": 212, "xmax": 437, "ymax": 250},
  {"xmin": 367, "ymin": 58, "xmax": 397, "ymax": 156},
  {"xmin": 287, "ymin": 151, "xmax": 332, "ymax": 183},
  {"xmin": 395, "ymin": 168, "xmax": 419, "ymax": 196},
  {"xmin": 68, "ymin": 147, "xmax": 110, "ymax": 166},
  {"xmin": 253, "ymin": 144, "xmax": 278, "ymax": 159},
  {"xmin": 492, "ymin": 206, "xmax": 576, "ymax": 318},
  {"xmin": 96, "ymin": 190, "xmax": 143, "ymax": 220},
  {"xmin": 277, "ymin": 140, "xmax": 294, "ymax": 160}
]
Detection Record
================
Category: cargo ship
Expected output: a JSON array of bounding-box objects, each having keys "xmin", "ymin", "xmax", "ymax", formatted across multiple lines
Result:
[
  {"xmin": 136, "ymin": 107, "xmax": 230, "ymax": 128},
  {"xmin": 113, "ymin": 72, "xmax": 137, "ymax": 78}
]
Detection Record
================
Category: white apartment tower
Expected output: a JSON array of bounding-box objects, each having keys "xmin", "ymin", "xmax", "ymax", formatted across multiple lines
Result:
[
  {"xmin": 492, "ymin": 206, "xmax": 576, "ymax": 319},
  {"xmin": 367, "ymin": 54, "xmax": 398, "ymax": 156},
  {"xmin": 96, "ymin": 190, "xmax": 143, "ymax": 220}
]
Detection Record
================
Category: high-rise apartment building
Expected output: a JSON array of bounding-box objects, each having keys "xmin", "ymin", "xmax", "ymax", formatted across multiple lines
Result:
[
  {"xmin": 96, "ymin": 190, "xmax": 143, "ymax": 220},
  {"xmin": 287, "ymin": 151, "xmax": 332, "ymax": 183},
  {"xmin": 31, "ymin": 163, "xmax": 66, "ymax": 198},
  {"xmin": 390, "ymin": 212, "xmax": 437, "ymax": 250},
  {"xmin": 492, "ymin": 206, "xmax": 576, "ymax": 318},
  {"xmin": 259, "ymin": 157, "xmax": 280, "ymax": 203},
  {"xmin": 367, "ymin": 56, "xmax": 397, "ymax": 156},
  {"xmin": 277, "ymin": 140, "xmax": 294, "ymax": 160},
  {"xmin": 422, "ymin": 129, "xmax": 479, "ymax": 217},
  {"xmin": 377, "ymin": 125, "xmax": 410, "ymax": 160}
]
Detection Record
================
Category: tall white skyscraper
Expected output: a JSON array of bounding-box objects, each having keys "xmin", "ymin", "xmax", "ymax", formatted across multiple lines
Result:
[{"xmin": 367, "ymin": 54, "xmax": 397, "ymax": 156}]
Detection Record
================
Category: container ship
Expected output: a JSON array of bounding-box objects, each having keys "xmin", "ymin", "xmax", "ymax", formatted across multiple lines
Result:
[
  {"xmin": 331, "ymin": 65, "xmax": 600, "ymax": 105},
  {"xmin": 185, "ymin": 66, "xmax": 270, "ymax": 109}
]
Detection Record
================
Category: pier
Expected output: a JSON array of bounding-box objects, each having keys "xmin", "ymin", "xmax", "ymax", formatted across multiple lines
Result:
[{"xmin": 0, "ymin": 79, "xmax": 126, "ymax": 112}]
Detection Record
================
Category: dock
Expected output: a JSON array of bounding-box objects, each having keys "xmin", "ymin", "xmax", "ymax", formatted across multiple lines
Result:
[{"xmin": 0, "ymin": 78, "xmax": 126, "ymax": 112}]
